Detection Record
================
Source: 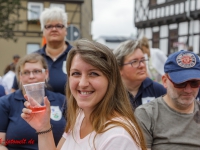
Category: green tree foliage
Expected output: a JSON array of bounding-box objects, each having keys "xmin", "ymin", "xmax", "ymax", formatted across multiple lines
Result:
[{"xmin": 0, "ymin": 0, "xmax": 25, "ymax": 41}]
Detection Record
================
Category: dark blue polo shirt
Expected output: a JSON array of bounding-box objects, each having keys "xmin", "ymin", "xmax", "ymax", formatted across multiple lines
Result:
[
  {"xmin": 36, "ymin": 41, "xmax": 72, "ymax": 95},
  {"xmin": 12, "ymin": 41, "xmax": 72, "ymax": 95},
  {"xmin": 128, "ymin": 77, "xmax": 166, "ymax": 109},
  {"xmin": 0, "ymin": 89, "xmax": 66, "ymax": 150},
  {"xmin": 0, "ymin": 85, "xmax": 5, "ymax": 97}
]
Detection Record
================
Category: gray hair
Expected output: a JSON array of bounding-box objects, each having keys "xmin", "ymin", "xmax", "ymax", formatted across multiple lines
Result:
[
  {"xmin": 40, "ymin": 7, "xmax": 68, "ymax": 30},
  {"xmin": 113, "ymin": 40, "xmax": 141, "ymax": 67}
]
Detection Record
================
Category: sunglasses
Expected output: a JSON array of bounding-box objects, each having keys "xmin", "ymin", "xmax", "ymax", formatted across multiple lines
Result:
[{"xmin": 166, "ymin": 75, "xmax": 200, "ymax": 88}]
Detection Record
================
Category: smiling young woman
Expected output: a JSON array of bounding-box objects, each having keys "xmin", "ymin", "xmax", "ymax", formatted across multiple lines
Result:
[{"xmin": 21, "ymin": 39, "xmax": 147, "ymax": 150}]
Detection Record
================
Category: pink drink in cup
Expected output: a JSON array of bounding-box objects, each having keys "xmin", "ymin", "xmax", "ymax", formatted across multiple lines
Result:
[{"xmin": 23, "ymin": 82, "xmax": 46, "ymax": 113}]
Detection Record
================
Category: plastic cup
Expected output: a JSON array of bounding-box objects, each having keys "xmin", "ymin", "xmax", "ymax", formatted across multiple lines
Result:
[{"xmin": 23, "ymin": 82, "xmax": 45, "ymax": 113}]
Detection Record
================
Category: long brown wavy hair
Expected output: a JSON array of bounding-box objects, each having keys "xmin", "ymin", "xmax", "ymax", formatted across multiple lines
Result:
[{"xmin": 65, "ymin": 39, "xmax": 146, "ymax": 150}]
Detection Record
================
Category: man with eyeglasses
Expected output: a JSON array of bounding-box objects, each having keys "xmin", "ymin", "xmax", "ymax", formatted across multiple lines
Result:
[{"xmin": 135, "ymin": 50, "xmax": 200, "ymax": 150}]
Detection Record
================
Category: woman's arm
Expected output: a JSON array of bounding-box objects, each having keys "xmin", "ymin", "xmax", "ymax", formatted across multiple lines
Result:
[
  {"xmin": 56, "ymin": 137, "xmax": 66, "ymax": 150},
  {"xmin": 0, "ymin": 133, "xmax": 8, "ymax": 150},
  {"xmin": 37, "ymin": 127, "xmax": 66, "ymax": 150},
  {"xmin": 21, "ymin": 96, "xmax": 59, "ymax": 150}
]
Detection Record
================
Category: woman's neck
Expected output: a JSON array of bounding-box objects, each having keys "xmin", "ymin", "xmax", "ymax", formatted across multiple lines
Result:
[
  {"xmin": 123, "ymin": 80, "xmax": 142, "ymax": 97},
  {"xmin": 80, "ymin": 111, "xmax": 93, "ymax": 139},
  {"xmin": 46, "ymin": 42, "xmax": 66, "ymax": 61}
]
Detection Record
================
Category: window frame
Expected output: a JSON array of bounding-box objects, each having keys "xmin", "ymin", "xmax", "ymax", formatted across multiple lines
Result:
[
  {"xmin": 27, "ymin": 2, "xmax": 43, "ymax": 20},
  {"xmin": 26, "ymin": 43, "xmax": 40, "ymax": 54}
]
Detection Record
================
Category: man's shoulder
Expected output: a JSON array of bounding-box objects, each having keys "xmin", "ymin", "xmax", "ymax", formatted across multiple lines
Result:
[{"xmin": 135, "ymin": 97, "xmax": 162, "ymax": 114}]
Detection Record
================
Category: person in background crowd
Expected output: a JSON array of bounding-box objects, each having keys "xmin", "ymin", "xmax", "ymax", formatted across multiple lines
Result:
[
  {"xmin": 0, "ymin": 53, "xmax": 66, "ymax": 150},
  {"xmin": 21, "ymin": 39, "xmax": 146, "ymax": 150},
  {"xmin": 4, "ymin": 55, "xmax": 20, "ymax": 75},
  {"xmin": 140, "ymin": 37, "xmax": 167, "ymax": 83},
  {"xmin": 1, "ymin": 64, "xmax": 16, "ymax": 94},
  {"xmin": 135, "ymin": 50, "xmax": 200, "ymax": 150},
  {"xmin": 113, "ymin": 40, "xmax": 166, "ymax": 109},
  {"xmin": 12, "ymin": 7, "xmax": 72, "ymax": 95}
]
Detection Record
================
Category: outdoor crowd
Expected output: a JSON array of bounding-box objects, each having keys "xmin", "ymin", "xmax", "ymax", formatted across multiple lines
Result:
[{"xmin": 0, "ymin": 7, "xmax": 200, "ymax": 150}]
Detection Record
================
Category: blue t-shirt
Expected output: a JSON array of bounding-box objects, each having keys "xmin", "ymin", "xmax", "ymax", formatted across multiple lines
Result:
[
  {"xmin": 0, "ymin": 89, "xmax": 66, "ymax": 150},
  {"xmin": 128, "ymin": 77, "xmax": 166, "ymax": 109},
  {"xmin": 12, "ymin": 41, "xmax": 72, "ymax": 95}
]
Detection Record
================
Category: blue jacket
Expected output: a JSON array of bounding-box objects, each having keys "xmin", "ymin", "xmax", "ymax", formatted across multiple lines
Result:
[{"xmin": 128, "ymin": 77, "xmax": 166, "ymax": 109}]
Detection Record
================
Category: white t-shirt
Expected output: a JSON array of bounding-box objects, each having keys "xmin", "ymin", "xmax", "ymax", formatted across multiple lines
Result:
[
  {"xmin": 61, "ymin": 111, "xmax": 140, "ymax": 150},
  {"xmin": 1, "ymin": 71, "xmax": 15, "ymax": 94}
]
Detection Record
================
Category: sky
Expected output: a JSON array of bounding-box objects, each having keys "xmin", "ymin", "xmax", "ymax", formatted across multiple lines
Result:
[{"xmin": 91, "ymin": 0, "xmax": 137, "ymax": 40}]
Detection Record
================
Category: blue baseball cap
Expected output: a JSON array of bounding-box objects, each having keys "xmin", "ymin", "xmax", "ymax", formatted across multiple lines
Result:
[{"xmin": 164, "ymin": 50, "xmax": 200, "ymax": 84}]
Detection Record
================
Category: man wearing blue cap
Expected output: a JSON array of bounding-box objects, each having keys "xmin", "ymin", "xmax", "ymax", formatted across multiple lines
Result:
[{"xmin": 135, "ymin": 50, "xmax": 200, "ymax": 150}]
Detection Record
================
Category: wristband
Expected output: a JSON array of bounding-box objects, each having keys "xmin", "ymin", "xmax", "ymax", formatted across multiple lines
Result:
[{"xmin": 36, "ymin": 125, "xmax": 53, "ymax": 135}]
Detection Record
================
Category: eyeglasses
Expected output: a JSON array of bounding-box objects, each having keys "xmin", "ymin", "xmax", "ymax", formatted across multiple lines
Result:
[
  {"xmin": 166, "ymin": 74, "xmax": 200, "ymax": 88},
  {"xmin": 44, "ymin": 24, "xmax": 65, "ymax": 30},
  {"xmin": 123, "ymin": 59, "xmax": 148, "ymax": 68},
  {"xmin": 20, "ymin": 69, "xmax": 46, "ymax": 77}
]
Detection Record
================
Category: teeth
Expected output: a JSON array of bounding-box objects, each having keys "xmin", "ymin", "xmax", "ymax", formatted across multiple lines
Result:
[{"xmin": 80, "ymin": 92, "xmax": 92, "ymax": 95}]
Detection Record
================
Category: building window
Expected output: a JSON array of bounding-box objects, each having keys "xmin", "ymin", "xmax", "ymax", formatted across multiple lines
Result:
[
  {"xmin": 152, "ymin": 31, "xmax": 159, "ymax": 48},
  {"xmin": 150, "ymin": 0, "xmax": 157, "ymax": 5},
  {"xmin": 28, "ymin": 2, "xmax": 43, "ymax": 20},
  {"xmin": 26, "ymin": 43, "xmax": 40, "ymax": 54},
  {"xmin": 50, "ymin": 3, "xmax": 65, "ymax": 11},
  {"xmin": 169, "ymin": 29, "xmax": 178, "ymax": 55}
]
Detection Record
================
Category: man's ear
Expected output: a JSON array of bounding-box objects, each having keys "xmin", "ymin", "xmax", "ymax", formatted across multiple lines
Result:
[{"xmin": 162, "ymin": 74, "xmax": 168, "ymax": 88}]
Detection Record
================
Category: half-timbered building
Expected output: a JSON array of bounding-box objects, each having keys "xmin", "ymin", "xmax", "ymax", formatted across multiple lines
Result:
[{"xmin": 134, "ymin": 0, "xmax": 200, "ymax": 55}]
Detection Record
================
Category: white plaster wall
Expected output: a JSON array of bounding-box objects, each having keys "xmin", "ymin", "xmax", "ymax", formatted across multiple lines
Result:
[
  {"xmin": 193, "ymin": 35, "xmax": 199, "ymax": 54},
  {"xmin": 157, "ymin": 8, "xmax": 160, "ymax": 18},
  {"xmin": 153, "ymin": 26, "xmax": 159, "ymax": 32},
  {"xmin": 160, "ymin": 25, "xmax": 168, "ymax": 38},
  {"xmin": 179, "ymin": 22, "xmax": 188, "ymax": 35},
  {"xmin": 169, "ymin": 23, "xmax": 178, "ymax": 29},
  {"xmin": 175, "ymin": 4, "xmax": 179, "ymax": 15},
  {"xmin": 145, "ymin": 28, "xmax": 152, "ymax": 39},
  {"xmin": 165, "ymin": 6, "xmax": 169, "ymax": 16},
  {"xmin": 138, "ymin": 29, "xmax": 145, "ymax": 39},
  {"xmin": 149, "ymin": 10, "xmax": 152, "ymax": 20},
  {"xmin": 139, "ymin": 8, "xmax": 144, "ymax": 20},
  {"xmin": 189, "ymin": 20, "xmax": 199, "ymax": 34},
  {"xmin": 170, "ymin": 5, "xmax": 174, "ymax": 16},
  {"xmin": 178, "ymin": 36, "xmax": 188, "ymax": 50},
  {"xmin": 180, "ymin": 2, "xmax": 184, "ymax": 14},
  {"xmin": 157, "ymin": 0, "xmax": 165, "ymax": 5},
  {"xmin": 197, "ymin": 0, "xmax": 200, "ymax": 9},
  {"xmin": 191, "ymin": 0, "xmax": 195, "ymax": 11},
  {"xmin": 149, "ymin": 40, "xmax": 152, "ymax": 48},
  {"xmin": 160, "ymin": 39, "xmax": 168, "ymax": 55},
  {"xmin": 189, "ymin": 35, "xmax": 199, "ymax": 54},
  {"xmin": 153, "ymin": 9, "xmax": 156, "ymax": 19},
  {"xmin": 161, "ymin": 7, "xmax": 165, "ymax": 17}
]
